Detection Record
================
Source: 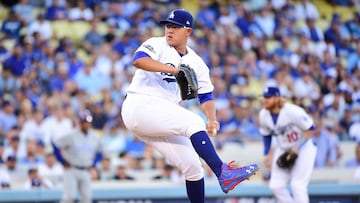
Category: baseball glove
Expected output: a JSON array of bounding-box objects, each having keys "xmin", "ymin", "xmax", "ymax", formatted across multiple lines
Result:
[
  {"xmin": 175, "ymin": 64, "xmax": 198, "ymax": 100},
  {"xmin": 276, "ymin": 149, "xmax": 298, "ymax": 169}
]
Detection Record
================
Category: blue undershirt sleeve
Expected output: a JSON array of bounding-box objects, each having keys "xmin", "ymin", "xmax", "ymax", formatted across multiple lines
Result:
[
  {"xmin": 263, "ymin": 136, "xmax": 272, "ymax": 155},
  {"xmin": 198, "ymin": 92, "xmax": 213, "ymax": 104},
  {"xmin": 132, "ymin": 51, "xmax": 150, "ymax": 62},
  {"xmin": 51, "ymin": 140, "xmax": 65, "ymax": 164},
  {"xmin": 92, "ymin": 152, "xmax": 103, "ymax": 167}
]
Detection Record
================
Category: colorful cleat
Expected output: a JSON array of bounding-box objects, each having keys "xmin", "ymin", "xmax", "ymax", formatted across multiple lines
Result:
[{"xmin": 218, "ymin": 161, "xmax": 259, "ymax": 193}]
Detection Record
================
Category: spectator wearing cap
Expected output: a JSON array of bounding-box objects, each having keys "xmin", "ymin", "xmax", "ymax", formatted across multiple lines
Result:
[
  {"xmin": 27, "ymin": 13, "xmax": 53, "ymax": 41},
  {"xmin": 0, "ymin": 100, "xmax": 18, "ymax": 135},
  {"xmin": 24, "ymin": 167, "xmax": 53, "ymax": 189},
  {"xmin": 3, "ymin": 127, "xmax": 23, "ymax": 159},
  {"xmin": 4, "ymin": 154, "xmax": 27, "ymax": 183}
]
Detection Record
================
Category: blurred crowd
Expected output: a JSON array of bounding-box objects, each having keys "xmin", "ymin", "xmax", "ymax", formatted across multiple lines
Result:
[{"xmin": 0, "ymin": 0, "xmax": 359, "ymax": 189}]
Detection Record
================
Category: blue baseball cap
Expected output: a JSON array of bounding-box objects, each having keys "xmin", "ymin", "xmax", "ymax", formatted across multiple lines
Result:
[
  {"xmin": 263, "ymin": 87, "xmax": 281, "ymax": 97},
  {"xmin": 159, "ymin": 9, "xmax": 193, "ymax": 29},
  {"xmin": 77, "ymin": 109, "xmax": 93, "ymax": 123}
]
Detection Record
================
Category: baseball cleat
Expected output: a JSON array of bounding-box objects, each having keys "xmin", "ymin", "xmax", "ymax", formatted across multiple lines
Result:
[{"xmin": 218, "ymin": 161, "xmax": 259, "ymax": 193}]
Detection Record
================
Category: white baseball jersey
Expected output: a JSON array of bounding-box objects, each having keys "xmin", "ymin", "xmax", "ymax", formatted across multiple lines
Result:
[
  {"xmin": 259, "ymin": 103, "xmax": 314, "ymax": 149},
  {"xmin": 260, "ymin": 103, "xmax": 317, "ymax": 203},
  {"xmin": 126, "ymin": 36, "xmax": 214, "ymax": 103}
]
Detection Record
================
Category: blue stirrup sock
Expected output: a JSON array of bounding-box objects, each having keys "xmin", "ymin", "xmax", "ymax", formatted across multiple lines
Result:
[
  {"xmin": 190, "ymin": 131, "xmax": 223, "ymax": 177},
  {"xmin": 186, "ymin": 178, "xmax": 205, "ymax": 203}
]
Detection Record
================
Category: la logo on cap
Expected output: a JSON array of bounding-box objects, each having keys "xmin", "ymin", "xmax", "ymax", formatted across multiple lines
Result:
[{"xmin": 169, "ymin": 11, "xmax": 175, "ymax": 19}]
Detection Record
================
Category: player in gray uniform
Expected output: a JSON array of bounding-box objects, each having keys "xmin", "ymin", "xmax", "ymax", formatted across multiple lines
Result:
[
  {"xmin": 52, "ymin": 109, "xmax": 103, "ymax": 203},
  {"xmin": 121, "ymin": 9, "xmax": 258, "ymax": 203}
]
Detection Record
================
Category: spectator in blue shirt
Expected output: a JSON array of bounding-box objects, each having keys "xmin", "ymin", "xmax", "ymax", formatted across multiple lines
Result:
[
  {"xmin": 346, "ymin": 43, "xmax": 360, "ymax": 72},
  {"xmin": 195, "ymin": 0, "xmax": 217, "ymax": 30},
  {"xmin": 82, "ymin": 19, "xmax": 104, "ymax": 54},
  {"xmin": 3, "ymin": 44, "xmax": 27, "ymax": 77},
  {"xmin": 66, "ymin": 51, "xmax": 83, "ymax": 79},
  {"xmin": 0, "ymin": 66, "xmax": 17, "ymax": 96},
  {"xmin": 45, "ymin": 0, "xmax": 67, "ymax": 21},
  {"xmin": 312, "ymin": 120, "xmax": 339, "ymax": 168},
  {"xmin": 0, "ymin": 100, "xmax": 18, "ymax": 135},
  {"xmin": 50, "ymin": 60, "xmax": 69, "ymax": 93},
  {"xmin": 1, "ymin": 10, "xmax": 22, "ymax": 39},
  {"xmin": 345, "ymin": 12, "xmax": 360, "ymax": 41}
]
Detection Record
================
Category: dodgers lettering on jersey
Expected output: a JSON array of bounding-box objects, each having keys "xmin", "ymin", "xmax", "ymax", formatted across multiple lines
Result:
[
  {"xmin": 126, "ymin": 37, "xmax": 214, "ymax": 103},
  {"xmin": 259, "ymin": 103, "xmax": 313, "ymax": 149}
]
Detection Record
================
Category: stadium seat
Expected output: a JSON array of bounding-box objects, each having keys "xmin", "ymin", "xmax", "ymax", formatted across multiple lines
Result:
[
  {"xmin": 315, "ymin": 18, "xmax": 330, "ymax": 31},
  {"xmin": 0, "ymin": 6, "xmax": 8, "ymax": 21},
  {"xmin": 97, "ymin": 22, "xmax": 109, "ymax": 35},
  {"xmin": 77, "ymin": 48, "xmax": 91, "ymax": 64},
  {"xmin": 335, "ymin": 6, "xmax": 355, "ymax": 22},
  {"xmin": 3, "ymin": 38, "xmax": 15, "ymax": 51},
  {"xmin": 265, "ymin": 40, "xmax": 279, "ymax": 53},
  {"xmin": 313, "ymin": 0, "xmax": 334, "ymax": 20},
  {"xmin": 51, "ymin": 20, "xmax": 72, "ymax": 39},
  {"xmin": 70, "ymin": 21, "xmax": 91, "ymax": 45}
]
